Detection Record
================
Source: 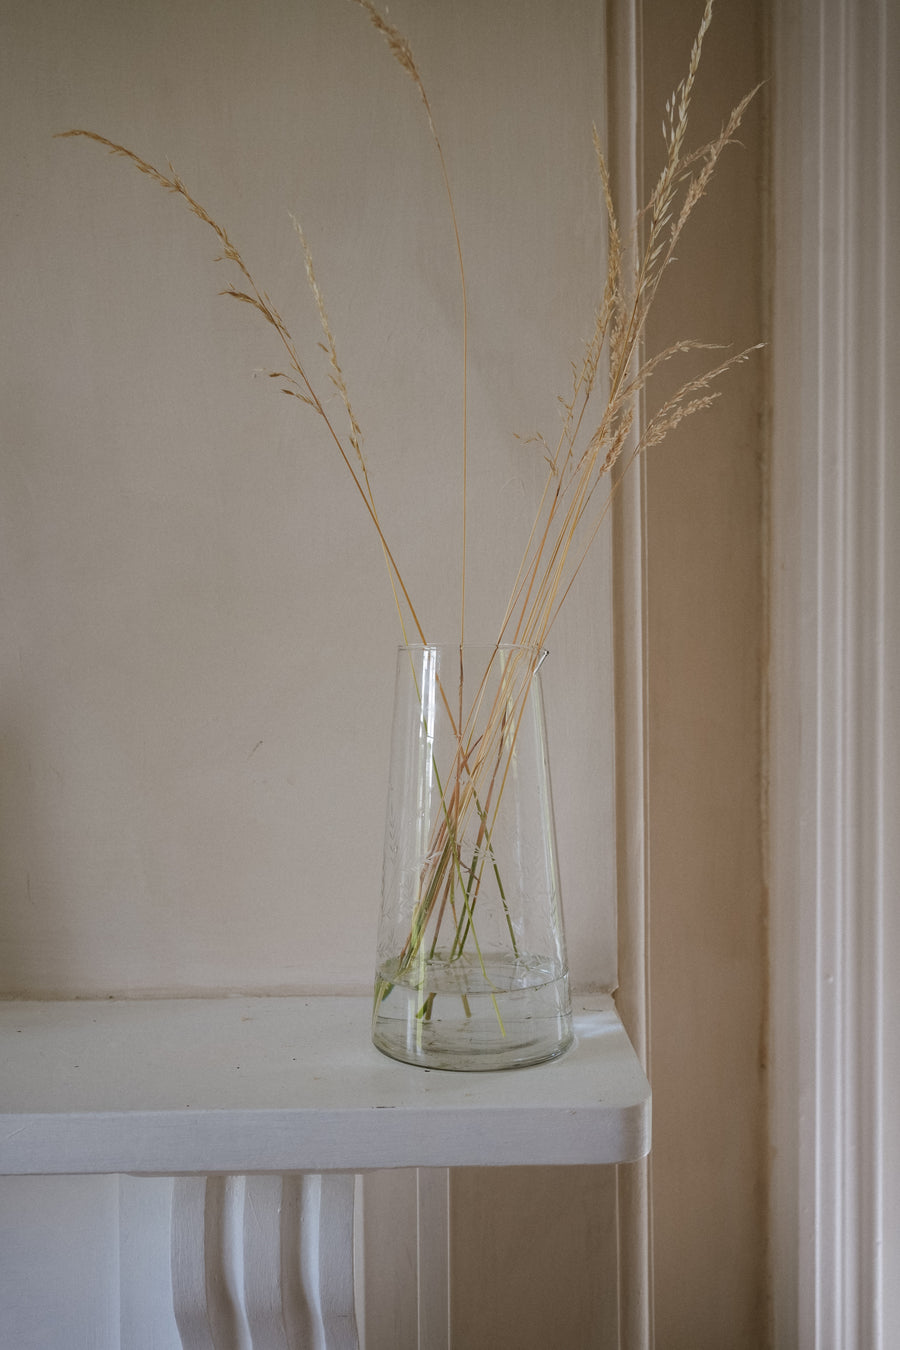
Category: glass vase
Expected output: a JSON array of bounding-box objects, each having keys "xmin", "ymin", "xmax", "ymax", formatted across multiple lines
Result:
[{"xmin": 372, "ymin": 643, "xmax": 573, "ymax": 1070}]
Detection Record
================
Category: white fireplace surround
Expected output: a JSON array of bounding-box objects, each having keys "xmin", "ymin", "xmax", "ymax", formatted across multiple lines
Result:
[{"xmin": 0, "ymin": 995, "xmax": 650, "ymax": 1349}]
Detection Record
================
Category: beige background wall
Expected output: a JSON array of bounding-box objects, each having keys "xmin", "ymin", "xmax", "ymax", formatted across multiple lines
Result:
[
  {"xmin": 1, "ymin": 0, "xmax": 615, "ymax": 1000},
  {"xmin": 639, "ymin": 0, "xmax": 768, "ymax": 1344}
]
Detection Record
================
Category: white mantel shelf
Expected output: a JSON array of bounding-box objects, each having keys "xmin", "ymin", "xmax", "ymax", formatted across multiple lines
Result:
[{"xmin": 0, "ymin": 994, "xmax": 650, "ymax": 1176}]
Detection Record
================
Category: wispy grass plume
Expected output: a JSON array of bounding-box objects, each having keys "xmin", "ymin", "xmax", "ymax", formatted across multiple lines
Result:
[{"xmin": 59, "ymin": 0, "xmax": 760, "ymax": 1013}]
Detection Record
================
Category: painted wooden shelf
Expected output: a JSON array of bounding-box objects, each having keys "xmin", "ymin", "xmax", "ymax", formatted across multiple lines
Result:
[{"xmin": 0, "ymin": 994, "xmax": 650, "ymax": 1176}]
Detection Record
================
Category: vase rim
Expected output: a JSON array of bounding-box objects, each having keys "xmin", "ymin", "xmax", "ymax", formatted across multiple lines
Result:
[{"xmin": 399, "ymin": 642, "xmax": 548, "ymax": 655}]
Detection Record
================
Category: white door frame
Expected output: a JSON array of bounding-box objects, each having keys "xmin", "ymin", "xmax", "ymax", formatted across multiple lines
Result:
[{"xmin": 768, "ymin": 0, "xmax": 899, "ymax": 1346}]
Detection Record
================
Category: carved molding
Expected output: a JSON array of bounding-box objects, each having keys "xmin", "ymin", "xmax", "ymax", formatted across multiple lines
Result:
[{"xmin": 168, "ymin": 1174, "xmax": 359, "ymax": 1350}]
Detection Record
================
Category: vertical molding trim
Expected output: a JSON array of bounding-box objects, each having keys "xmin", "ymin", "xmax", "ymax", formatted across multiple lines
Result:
[
  {"xmin": 170, "ymin": 1177, "xmax": 219, "ymax": 1350},
  {"xmin": 769, "ymin": 0, "xmax": 896, "ymax": 1345},
  {"xmin": 608, "ymin": 0, "xmax": 653, "ymax": 1346},
  {"xmin": 416, "ymin": 1168, "xmax": 451, "ymax": 1350}
]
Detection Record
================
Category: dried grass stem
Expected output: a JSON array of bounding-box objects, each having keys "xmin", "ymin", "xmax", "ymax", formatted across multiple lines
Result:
[{"xmin": 59, "ymin": 0, "xmax": 761, "ymax": 990}]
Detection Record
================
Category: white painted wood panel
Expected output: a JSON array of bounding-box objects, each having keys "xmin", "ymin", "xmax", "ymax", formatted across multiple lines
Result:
[
  {"xmin": 170, "ymin": 1176, "xmax": 221, "ymax": 1350},
  {"xmin": 769, "ymin": 0, "xmax": 900, "ymax": 1345},
  {"xmin": 415, "ymin": 1169, "xmax": 450, "ymax": 1350},
  {"xmin": 119, "ymin": 1176, "xmax": 183, "ymax": 1350},
  {"xmin": 0, "ymin": 1166, "xmax": 623, "ymax": 1349},
  {"xmin": 0, "ymin": 996, "xmax": 649, "ymax": 1175},
  {"xmin": 0, "ymin": 1175, "xmax": 120, "ymax": 1350},
  {"xmin": 359, "ymin": 1169, "xmax": 419, "ymax": 1348}
]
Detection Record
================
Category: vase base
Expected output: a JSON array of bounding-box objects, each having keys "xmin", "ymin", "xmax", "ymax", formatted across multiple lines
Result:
[{"xmin": 371, "ymin": 951, "xmax": 574, "ymax": 1071}]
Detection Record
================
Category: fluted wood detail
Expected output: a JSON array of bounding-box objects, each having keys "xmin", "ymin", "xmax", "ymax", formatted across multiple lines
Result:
[{"xmin": 169, "ymin": 1174, "xmax": 359, "ymax": 1350}]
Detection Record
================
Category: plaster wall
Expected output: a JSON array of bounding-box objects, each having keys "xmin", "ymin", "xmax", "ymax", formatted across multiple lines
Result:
[
  {"xmin": 639, "ymin": 0, "xmax": 769, "ymax": 1344},
  {"xmin": 0, "ymin": 0, "xmax": 615, "ymax": 999}
]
